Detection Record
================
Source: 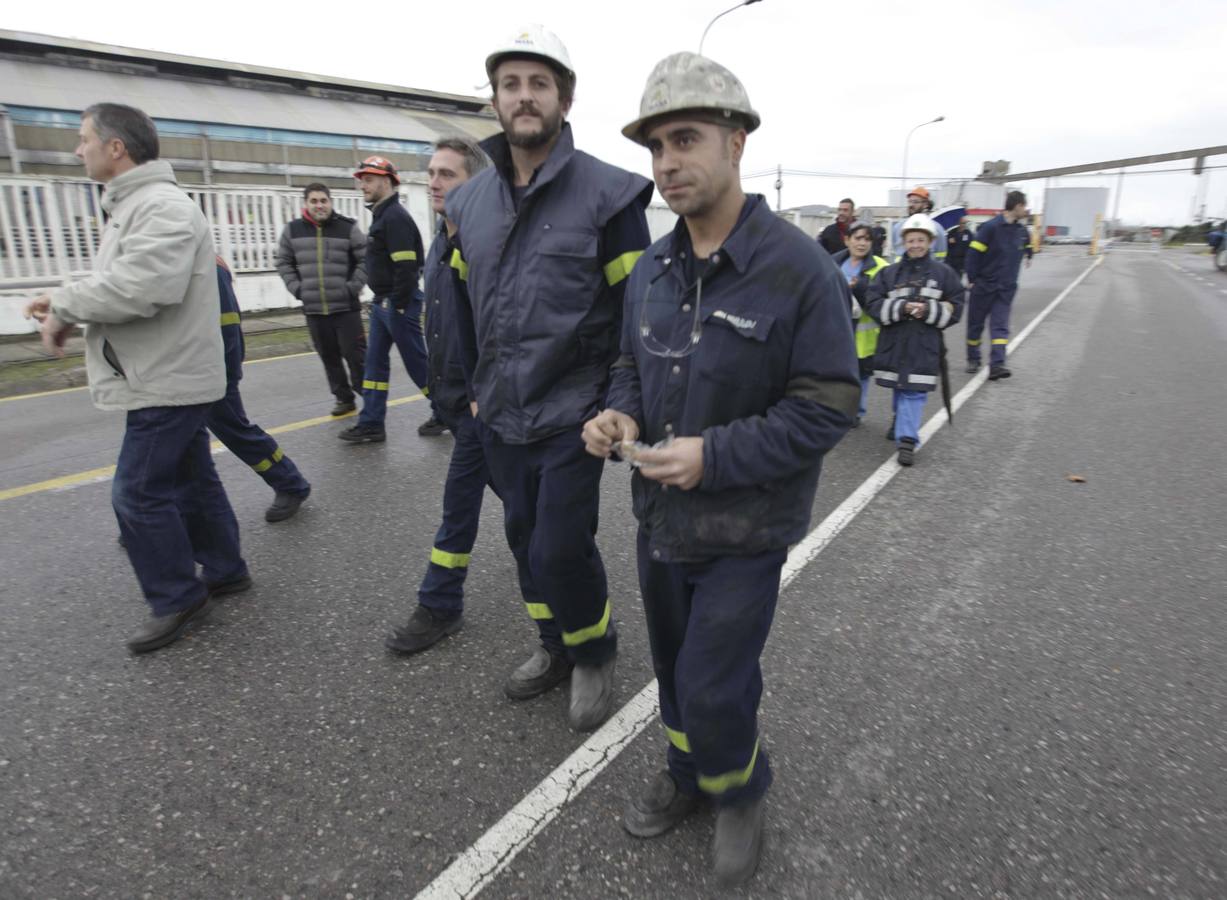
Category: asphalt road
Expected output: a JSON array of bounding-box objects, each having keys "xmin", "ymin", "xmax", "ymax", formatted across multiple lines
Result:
[{"xmin": 1, "ymin": 246, "xmax": 1224, "ymax": 898}]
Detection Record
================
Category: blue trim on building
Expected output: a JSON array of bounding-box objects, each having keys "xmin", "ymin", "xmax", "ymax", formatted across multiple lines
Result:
[{"xmin": 4, "ymin": 105, "xmax": 431, "ymax": 155}]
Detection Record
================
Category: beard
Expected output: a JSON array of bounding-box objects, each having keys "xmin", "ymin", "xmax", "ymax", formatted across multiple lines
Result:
[{"xmin": 498, "ymin": 105, "xmax": 564, "ymax": 149}]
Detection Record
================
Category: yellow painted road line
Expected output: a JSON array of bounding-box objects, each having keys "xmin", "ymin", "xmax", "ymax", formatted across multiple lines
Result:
[{"xmin": 0, "ymin": 393, "xmax": 425, "ymax": 504}]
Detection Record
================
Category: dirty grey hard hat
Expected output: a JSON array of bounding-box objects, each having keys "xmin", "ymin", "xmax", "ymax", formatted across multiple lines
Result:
[{"xmin": 622, "ymin": 51, "xmax": 761, "ymax": 146}]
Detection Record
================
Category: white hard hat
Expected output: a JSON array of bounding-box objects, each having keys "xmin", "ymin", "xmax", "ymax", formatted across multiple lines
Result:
[
  {"xmin": 486, "ymin": 24, "xmax": 575, "ymax": 82},
  {"xmin": 900, "ymin": 214, "xmax": 939, "ymax": 239},
  {"xmin": 622, "ymin": 52, "xmax": 760, "ymax": 145}
]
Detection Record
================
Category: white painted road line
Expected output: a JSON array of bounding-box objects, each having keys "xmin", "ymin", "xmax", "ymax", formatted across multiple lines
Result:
[{"xmin": 415, "ymin": 255, "xmax": 1106, "ymax": 900}]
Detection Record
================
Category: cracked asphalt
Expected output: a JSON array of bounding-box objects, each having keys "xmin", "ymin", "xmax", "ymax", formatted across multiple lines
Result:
[{"xmin": 1, "ymin": 246, "xmax": 1224, "ymax": 898}]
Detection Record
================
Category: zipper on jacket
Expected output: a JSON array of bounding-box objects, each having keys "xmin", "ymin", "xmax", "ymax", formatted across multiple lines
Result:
[
  {"xmin": 316, "ymin": 224, "xmax": 328, "ymax": 315},
  {"xmin": 102, "ymin": 338, "xmax": 126, "ymax": 378}
]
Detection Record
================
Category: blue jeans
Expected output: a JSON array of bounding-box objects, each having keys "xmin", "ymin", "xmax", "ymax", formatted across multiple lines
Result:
[
  {"xmin": 858, "ymin": 374, "xmax": 872, "ymax": 417},
  {"xmin": 359, "ymin": 298, "xmax": 429, "ymax": 427},
  {"xmin": 417, "ymin": 410, "xmax": 494, "ymax": 615},
  {"xmin": 892, "ymin": 389, "xmax": 928, "ymax": 447},
  {"xmin": 112, "ymin": 404, "xmax": 246, "ymax": 616},
  {"xmin": 206, "ymin": 380, "xmax": 311, "ymax": 496}
]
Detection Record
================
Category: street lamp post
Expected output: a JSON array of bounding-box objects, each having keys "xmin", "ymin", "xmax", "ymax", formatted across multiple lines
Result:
[
  {"xmin": 901, "ymin": 115, "xmax": 945, "ymax": 197},
  {"xmin": 699, "ymin": 0, "xmax": 764, "ymax": 56}
]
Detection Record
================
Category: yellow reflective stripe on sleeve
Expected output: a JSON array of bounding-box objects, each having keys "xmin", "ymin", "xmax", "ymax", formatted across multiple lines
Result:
[
  {"xmin": 934, "ymin": 251, "xmax": 947, "ymax": 259},
  {"xmin": 390, "ymin": 250, "xmax": 418, "ymax": 262},
  {"xmin": 219, "ymin": 312, "xmax": 241, "ymax": 327},
  {"xmin": 697, "ymin": 741, "xmax": 759, "ymax": 795},
  {"xmin": 363, "ymin": 380, "xmax": 389, "ymax": 391},
  {"xmin": 252, "ymin": 447, "xmax": 284, "ymax": 473},
  {"xmin": 525, "ymin": 602, "xmax": 554, "ymax": 620},
  {"xmin": 450, "ymin": 249, "xmax": 469, "ymax": 282},
  {"xmin": 665, "ymin": 726, "xmax": 691, "ymax": 753},
  {"xmin": 991, "ymin": 338, "xmax": 1010, "ymax": 345},
  {"xmin": 431, "ymin": 547, "xmax": 471, "ymax": 569},
  {"xmin": 562, "ymin": 598, "xmax": 611, "ymax": 647},
  {"xmin": 966, "ymin": 339, "xmax": 982, "ymax": 346},
  {"xmin": 970, "ymin": 240, "xmax": 988, "ymax": 252},
  {"xmin": 602, "ymin": 250, "xmax": 643, "ymax": 287}
]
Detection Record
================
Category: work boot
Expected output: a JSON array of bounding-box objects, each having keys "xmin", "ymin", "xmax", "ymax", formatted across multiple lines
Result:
[
  {"xmin": 265, "ymin": 486, "xmax": 310, "ymax": 523},
  {"xmin": 126, "ymin": 595, "xmax": 212, "ymax": 654},
  {"xmin": 503, "ymin": 647, "xmax": 573, "ymax": 700},
  {"xmin": 988, "ymin": 365, "xmax": 1012, "ymax": 381},
  {"xmin": 331, "ymin": 399, "xmax": 357, "ymax": 416},
  {"xmin": 712, "ymin": 797, "xmax": 766, "ymax": 887},
  {"xmin": 206, "ymin": 570, "xmax": 253, "ymax": 598},
  {"xmin": 385, "ymin": 605, "xmax": 463, "ymax": 655},
  {"xmin": 569, "ymin": 657, "xmax": 616, "ymax": 731},
  {"xmin": 965, "ymin": 361, "xmax": 980, "ymax": 374},
  {"xmin": 897, "ymin": 438, "xmax": 916, "ymax": 467},
  {"xmin": 417, "ymin": 416, "xmax": 448, "ymax": 437},
  {"xmin": 623, "ymin": 770, "xmax": 702, "ymax": 838},
  {"xmin": 338, "ymin": 423, "xmax": 386, "ymax": 443}
]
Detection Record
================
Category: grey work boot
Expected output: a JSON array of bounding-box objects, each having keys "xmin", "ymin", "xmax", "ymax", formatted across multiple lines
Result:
[
  {"xmin": 503, "ymin": 647, "xmax": 573, "ymax": 701},
  {"xmin": 568, "ymin": 657, "xmax": 616, "ymax": 731},
  {"xmin": 623, "ymin": 770, "xmax": 702, "ymax": 838},
  {"xmin": 712, "ymin": 796, "xmax": 766, "ymax": 887}
]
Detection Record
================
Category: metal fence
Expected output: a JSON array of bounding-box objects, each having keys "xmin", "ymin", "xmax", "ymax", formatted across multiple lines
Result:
[{"xmin": 0, "ymin": 176, "xmax": 432, "ymax": 290}]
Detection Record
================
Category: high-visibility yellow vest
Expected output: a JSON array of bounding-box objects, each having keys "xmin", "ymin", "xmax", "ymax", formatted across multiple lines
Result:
[{"xmin": 855, "ymin": 256, "xmax": 889, "ymax": 359}]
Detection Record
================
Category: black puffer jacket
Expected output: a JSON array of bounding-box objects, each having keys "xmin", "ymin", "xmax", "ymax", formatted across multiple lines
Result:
[{"xmin": 275, "ymin": 212, "xmax": 367, "ymax": 315}]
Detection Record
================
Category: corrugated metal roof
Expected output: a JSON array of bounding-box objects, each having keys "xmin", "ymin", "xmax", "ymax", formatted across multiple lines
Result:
[{"xmin": 0, "ymin": 59, "xmax": 498, "ymax": 145}]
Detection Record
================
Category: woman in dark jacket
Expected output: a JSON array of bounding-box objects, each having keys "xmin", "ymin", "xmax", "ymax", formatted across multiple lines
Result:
[{"xmin": 831, "ymin": 220, "xmax": 889, "ymax": 425}]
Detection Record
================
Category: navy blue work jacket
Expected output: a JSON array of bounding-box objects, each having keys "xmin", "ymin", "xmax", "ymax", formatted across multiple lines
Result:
[
  {"xmin": 422, "ymin": 221, "xmax": 468, "ymax": 418},
  {"xmin": 605, "ymin": 195, "xmax": 860, "ymax": 562},
  {"xmin": 217, "ymin": 261, "xmax": 244, "ymax": 385},
  {"xmin": 865, "ymin": 254, "xmax": 965, "ymax": 392},
  {"xmin": 366, "ymin": 193, "xmax": 423, "ymax": 307},
  {"xmin": 965, "ymin": 214, "xmax": 1028, "ymax": 290},
  {"xmin": 447, "ymin": 123, "xmax": 653, "ymax": 444}
]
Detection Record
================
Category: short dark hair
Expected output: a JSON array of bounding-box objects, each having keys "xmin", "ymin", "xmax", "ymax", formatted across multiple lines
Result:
[
  {"xmin": 433, "ymin": 136, "xmax": 490, "ymax": 178},
  {"xmin": 1005, "ymin": 190, "xmax": 1027, "ymax": 211},
  {"xmin": 839, "ymin": 198, "xmax": 855, "ymax": 208},
  {"xmin": 303, "ymin": 182, "xmax": 331, "ymax": 199},
  {"xmin": 82, "ymin": 103, "xmax": 159, "ymax": 165},
  {"xmin": 491, "ymin": 56, "xmax": 576, "ymax": 107}
]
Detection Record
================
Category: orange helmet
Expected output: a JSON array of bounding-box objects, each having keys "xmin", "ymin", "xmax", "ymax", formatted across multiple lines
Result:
[
  {"xmin": 353, "ymin": 156, "xmax": 399, "ymax": 185},
  {"xmin": 907, "ymin": 186, "xmax": 930, "ymax": 200}
]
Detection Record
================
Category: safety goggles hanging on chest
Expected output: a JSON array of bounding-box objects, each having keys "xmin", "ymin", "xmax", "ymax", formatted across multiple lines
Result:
[{"xmin": 638, "ymin": 254, "xmax": 717, "ymax": 359}]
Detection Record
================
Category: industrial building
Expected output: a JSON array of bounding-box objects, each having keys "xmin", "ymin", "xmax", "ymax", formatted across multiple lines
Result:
[{"xmin": 1042, "ymin": 187, "xmax": 1109, "ymax": 241}]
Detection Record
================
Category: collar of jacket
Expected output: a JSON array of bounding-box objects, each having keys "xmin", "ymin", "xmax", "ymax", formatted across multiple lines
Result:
[
  {"xmin": 479, "ymin": 121, "xmax": 577, "ymax": 201},
  {"xmin": 100, "ymin": 159, "xmax": 176, "ymax": 213},
  {"xmin": 657, "ymin": 194, "xmax": 769, "ymax": 276},
  {"xmin": 367, "ymin": 192, "xmax": 398, "ymax": 218}
]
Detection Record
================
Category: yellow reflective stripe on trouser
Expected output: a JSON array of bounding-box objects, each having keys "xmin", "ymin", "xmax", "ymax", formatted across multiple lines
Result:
[
  {"xmin": 991, "ymin": 338, "xmax": 1010, "ymax": 345},
  {"xmin": 602, "ymin": 250, "xmax": 643, "ymax": 286},
  {"xmin": 252, "ymin": 447, "xmax": 284, "ymax": 473},
  {"xmin": 697, "ymin": 740, "xmax": 759, "ymax": 795},
  {"xmin": 665, "ymin": 725, "xmax": 691, "ymax": 753},
  {"xmin": 525, "ymin": 602, "xmax": 554, "ymax": 620},
  {"xmin": 430, "ymin": 547, "xmax": 471, "ymax": 569},
  {"xmin": 390, "ymin": 250, "xmax": 418, "ymax": 262},
  {"xmin": 450, "ymin": 249, "xmax": 469, "ymax": 282},
  {"xmin": 966, "ymin": 339, "xmax": 982, "ymax": 346},
  {"xmin": 561, "ymin": 598, "xmax": 611, "ymax": 647},
  {"xmin": 970, "ymin": 240, "xmax": 988, "ymax": 252},
  {"xmin": 219, "ymin": 311, "xmax": 241, "ymax": 326},
  {"xmin": 363, "ymin": 380, "xmax": 389, "ymax": 391}
]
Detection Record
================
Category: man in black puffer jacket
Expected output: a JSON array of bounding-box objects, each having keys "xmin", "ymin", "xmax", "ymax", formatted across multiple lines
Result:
[{"xmin": 276, "ymin": 183, "xmax": 368, "ymax": 415}]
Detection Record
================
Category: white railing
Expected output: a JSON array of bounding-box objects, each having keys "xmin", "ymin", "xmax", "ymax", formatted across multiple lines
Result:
[{"xmin": 0, "ymin": 175, "xmax": 433, "ymax": 290}]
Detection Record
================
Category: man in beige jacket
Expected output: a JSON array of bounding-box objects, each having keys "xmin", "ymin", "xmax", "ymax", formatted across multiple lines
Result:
[{"xmin": 26, "ymin": 103, "xmax": 249, "ymax": 654}]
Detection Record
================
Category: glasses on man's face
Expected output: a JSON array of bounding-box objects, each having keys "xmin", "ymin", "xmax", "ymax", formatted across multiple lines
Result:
[{"xmin": 638, "ymin": 268, "xmax": 704, "ymax": 359}]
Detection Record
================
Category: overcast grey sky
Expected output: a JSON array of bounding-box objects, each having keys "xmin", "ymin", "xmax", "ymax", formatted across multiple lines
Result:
[{"xmin": 7, "ymin": 0, "xmax": 1226, "ymax": 224}]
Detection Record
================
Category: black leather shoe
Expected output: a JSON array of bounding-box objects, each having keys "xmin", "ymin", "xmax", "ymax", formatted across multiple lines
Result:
[
  {"xmin": 331, "ymin": 399, "xmax": 357, "ymax": 416},
  {"xmin": 897, "ymin": 438, "xmax": 916, "ymax": 467},
  {"xmin": 988, "ymin": 365, "xmax": 1012, "ymax": 381},
  {"xmin": 417, "ymin": 416, "xmax": 448, "ymax": 436},
  {"xmin": 265, "ymin": 487, "xmax": 310, "ymax": 522},
  {"xmin": 623, "ymin": 770, "xmax": 702, "ymax": 838},
  {"xmin": 127, "ymin": 594, "xmax": 212, "ymax": 654},
  {"xmin": 207, "ymin": 571, "xmax": 253, "ymax": 598},
  {"xmin": 885, "ymin": 416, "xmax": 896, "ymax": 441},
  {"xmin": 713, "ymin": 797, "xmax": 766, "ymax": 887},
  {"xmin": 385, "ymin": 605, "xmax": 464, "ymax": 655},
  {"xmin": 965, "ymin": 362, "xmax": 980, "ymax": 374},
  {"xmin": 338, "ymin": 423, "xmax": 386, "ymax": 443},
  {"xmin": 503, "ymin": 647, "xmax": 573, "ymax": 700}
]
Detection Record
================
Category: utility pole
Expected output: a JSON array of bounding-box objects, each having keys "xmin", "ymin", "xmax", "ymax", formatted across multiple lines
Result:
[{"xmin": 774, "ymin": 164, "xmax": 782, "ymax": 212}]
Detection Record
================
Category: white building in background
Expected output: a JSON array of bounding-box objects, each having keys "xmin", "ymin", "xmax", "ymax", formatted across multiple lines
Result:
[{"xmin": 1043, "ymin": 187, "xmax": 1109, "ymax": 241}]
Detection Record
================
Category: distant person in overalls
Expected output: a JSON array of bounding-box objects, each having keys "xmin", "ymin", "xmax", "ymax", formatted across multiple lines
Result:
[
  {"xmin": 585, "ymin": 52, "xmax": 859, "ymax": 886},
  {"xmin": 830, "ymin": 220, "xmax": 889, "ymax": 425},
  {"xmin": 867, "ymin": 214, "xmax": 965, "ymax": 466},
  {"xmin": 965, "ymin": 190, "xmax": 1031, "ymax": 380},
  {"xmin": 338, "ymin": 156, "xmax": 432, "ymax": 443}
]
